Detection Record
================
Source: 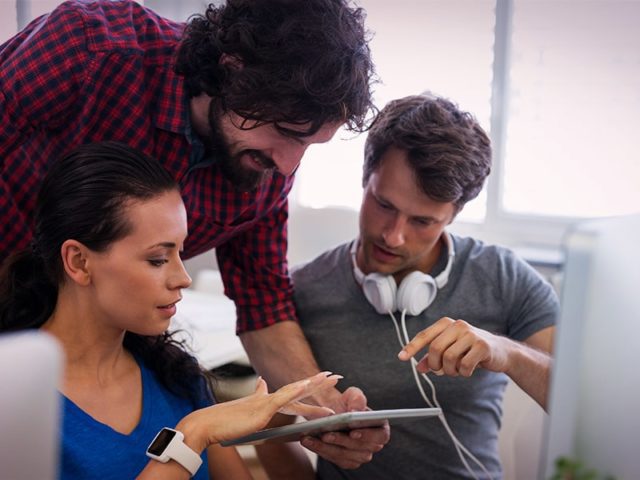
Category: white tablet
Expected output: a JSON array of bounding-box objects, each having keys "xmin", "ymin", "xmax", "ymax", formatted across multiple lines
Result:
[{"xmin": 220, "ymin": 407, "xmax": 441, "ymax": 446}]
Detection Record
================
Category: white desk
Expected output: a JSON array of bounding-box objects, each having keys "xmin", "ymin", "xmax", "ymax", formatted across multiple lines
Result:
[{"xmin": 170, "ymin": 289, "xmax": 247, "ymax": 370}]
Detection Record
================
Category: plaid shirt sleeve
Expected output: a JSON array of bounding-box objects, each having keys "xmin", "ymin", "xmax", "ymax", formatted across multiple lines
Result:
[
  {"xmin": 0, "ymin": 5, "xmax": 90, "ymax": 253},
  {"xmin": 215, "ymin": 181, "xmax": 298, "ymax": 334}
]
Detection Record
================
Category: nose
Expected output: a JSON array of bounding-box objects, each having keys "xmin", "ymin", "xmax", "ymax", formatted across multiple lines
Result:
[
  {"xmin": 169, "ymin": 259, "xmax": 192, "ymax": 290},
  {"xmin": 382, "ymin": 216, "xmax": 406, "ymax": 248},
  {"xmin": 272, "ymin": 145, "xmax": 306, "ymax": 176}
]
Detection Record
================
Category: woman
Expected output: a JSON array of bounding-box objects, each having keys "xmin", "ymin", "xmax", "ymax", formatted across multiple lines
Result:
[{"xmin": 0, "ymin": 141, "xmax": 338, "ymax": 479}]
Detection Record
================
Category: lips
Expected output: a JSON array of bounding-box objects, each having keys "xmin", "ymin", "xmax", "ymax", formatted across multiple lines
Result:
[
  {"xmin": 372, "ymin": 243, "xmax": 401, "ymax": 263},
  {"xmin": 158, "ymin": 296, "xmax": 181, "ymax": 309},
  {"xmin": 157, "ymin": 297, "xmax": 181, "ymax": 317}
]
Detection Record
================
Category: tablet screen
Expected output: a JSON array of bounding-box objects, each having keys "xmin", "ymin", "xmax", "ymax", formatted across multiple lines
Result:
[{"xmin": 221, "ymin": 407, "xmax": 441, "ymax": 446}]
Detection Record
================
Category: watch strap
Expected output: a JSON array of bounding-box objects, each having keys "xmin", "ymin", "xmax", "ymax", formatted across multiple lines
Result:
[{"xmin": 169, "ymin": 433, "xmax": 203, "ymax": 476}]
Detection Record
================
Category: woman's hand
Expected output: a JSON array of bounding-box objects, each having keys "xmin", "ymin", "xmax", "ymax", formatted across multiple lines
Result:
[{"xmin": 178, "ymin": 371, "xmax": 341, "ymax": 451}]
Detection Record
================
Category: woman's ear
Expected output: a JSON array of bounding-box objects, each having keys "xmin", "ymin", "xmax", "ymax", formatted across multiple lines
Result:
[{"xmin": 60, "ymin": 239, "xmax": 92, "ymax": 286}]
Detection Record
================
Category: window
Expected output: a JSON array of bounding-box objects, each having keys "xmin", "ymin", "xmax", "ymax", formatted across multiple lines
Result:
[
  {"xmin": 294, "ymin": 0, "xmax": 640, "ymax": 249},
  {"xmin": 503, "ymin": 0, "xmax": 640, "ymax": 219}
]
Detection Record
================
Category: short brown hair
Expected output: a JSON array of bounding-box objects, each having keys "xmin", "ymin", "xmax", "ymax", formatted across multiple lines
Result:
[{"xmin": 363, "ymin": 94, "xmax": 492, "ymax": 214}]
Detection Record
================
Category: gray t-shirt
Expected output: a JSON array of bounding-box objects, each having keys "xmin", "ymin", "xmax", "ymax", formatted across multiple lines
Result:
[{"xmin": 292, "ymin": 234, "xmax": 559, "ymax": 480}]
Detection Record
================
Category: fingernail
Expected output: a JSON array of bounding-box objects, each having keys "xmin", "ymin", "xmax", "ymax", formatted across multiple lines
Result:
[
  {"xmin": 319, "ymin": 371, "xmax": 333, "ymax": 376},
  {"xmin": 324, "ymin": 434, "xmax": 335, "ymax": 442},
  {"xmin": 398, "ymin": 351, "xmax": 408, "ymax": 360},
  {"xmin": 351, "ymin": 431, "xmax": 362, "ymax": 439}
]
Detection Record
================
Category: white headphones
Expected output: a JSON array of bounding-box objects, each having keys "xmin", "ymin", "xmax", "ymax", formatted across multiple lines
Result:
[{"xmin": 351, "ymin": 233, "xmax": 455, "ymax": 316}]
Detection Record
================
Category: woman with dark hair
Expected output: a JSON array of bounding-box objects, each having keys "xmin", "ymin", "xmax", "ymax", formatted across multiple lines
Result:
[{"xmin": 0, "ymin": 141, "xmax": 339, "ymax": 479}]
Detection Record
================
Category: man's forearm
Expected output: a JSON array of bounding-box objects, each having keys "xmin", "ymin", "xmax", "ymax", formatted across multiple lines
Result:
[
  {"xmin": 239, "ymin": 321, "xmax": 323, "ymax": 390},
  {"xmin": 505, "ymin": 326, "xmax": 555, "ymax": 411},
  {"xmin": 504, "ymin": 339, "xmax": 552, "ymax": 411}
]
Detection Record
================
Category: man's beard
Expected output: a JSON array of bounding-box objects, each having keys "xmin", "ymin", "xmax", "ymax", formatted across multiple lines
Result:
[{"xmin": 205, "ymin": 102, "xmax": 275, "ymax": 192}]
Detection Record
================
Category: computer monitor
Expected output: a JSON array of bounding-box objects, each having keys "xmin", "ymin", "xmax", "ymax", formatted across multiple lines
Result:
[
  {"xmin": 0, "ymin": 331, "xmax": 64, "ymax": 480},
  {"xmin": 540, "ymin": 214, "xmax": 640, "ymax": 478}
]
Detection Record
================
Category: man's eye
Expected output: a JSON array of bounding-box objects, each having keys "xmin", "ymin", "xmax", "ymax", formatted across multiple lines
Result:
[{"xmin": 413, "ymin": 219, "xmax": 433, "ymax": 226}]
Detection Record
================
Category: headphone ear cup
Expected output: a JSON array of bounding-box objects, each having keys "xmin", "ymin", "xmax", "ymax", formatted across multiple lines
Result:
[
  {"xmin": 396, "ymin": 271, "xmax": 437, "ymax": 316},
  {"xmin": 362, "ymin": 273, "xmax": 397, "ymax": 314}
]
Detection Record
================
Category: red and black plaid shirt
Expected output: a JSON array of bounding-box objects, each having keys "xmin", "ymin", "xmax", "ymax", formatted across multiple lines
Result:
[{"xmin": 0, "ymin": 0, "xmax": 297, "ymax": 333}]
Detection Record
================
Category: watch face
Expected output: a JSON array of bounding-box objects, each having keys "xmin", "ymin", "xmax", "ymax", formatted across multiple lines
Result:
[{"xmin": 148, "ymin": 428, "xmax": 176, "ymax": 456}]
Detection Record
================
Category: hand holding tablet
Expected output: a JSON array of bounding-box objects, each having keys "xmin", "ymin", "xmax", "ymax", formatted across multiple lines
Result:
[{"xmin": 220, "ymin": 407, "xmax": 441, "ymax": 446}]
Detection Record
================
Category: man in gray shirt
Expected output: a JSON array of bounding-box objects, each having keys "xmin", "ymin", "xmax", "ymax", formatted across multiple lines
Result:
[{"xmin": 292, "ymin": 94, "xmax": 558, "ymax": 479}]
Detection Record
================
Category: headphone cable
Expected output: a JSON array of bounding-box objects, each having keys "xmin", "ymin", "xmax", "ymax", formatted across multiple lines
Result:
[{"xmin": 388, "ymin": 310, "xmax": 493, "ymax": 480}]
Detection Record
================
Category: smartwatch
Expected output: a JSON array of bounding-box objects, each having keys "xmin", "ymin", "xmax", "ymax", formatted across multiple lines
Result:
[{"xmin": 146, "ymin": 427, "xmax": 203, "ymax": 476}]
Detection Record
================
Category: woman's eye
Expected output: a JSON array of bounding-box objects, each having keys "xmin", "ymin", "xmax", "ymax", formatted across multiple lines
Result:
[{"xmin": 148, "ymin": 259, "xmax": 168, "ymax": 267}]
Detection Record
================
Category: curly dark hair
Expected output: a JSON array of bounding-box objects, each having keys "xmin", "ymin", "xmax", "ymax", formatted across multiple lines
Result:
[
  {"xmin": 175, "ymin": 0, "xmax": 376, "ymax": 135},
  {"xmin": 0, "ymin": 142, "xmax": 213, "ymax": 405},
  {"xmin": 363, "ymin": 94, "xmax": 492, "ymax": 215}
]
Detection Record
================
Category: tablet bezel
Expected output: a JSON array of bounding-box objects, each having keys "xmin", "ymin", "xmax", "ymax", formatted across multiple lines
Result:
[{"xmin": 220, "ymin": 407, "xmax": 441, "ymax": 446}]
